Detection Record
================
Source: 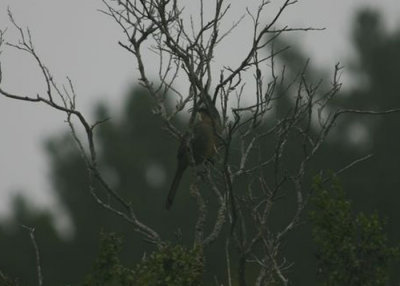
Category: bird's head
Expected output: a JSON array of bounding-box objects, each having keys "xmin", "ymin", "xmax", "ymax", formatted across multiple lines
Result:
[
  {"xmin": 197, "ymin": 100, "xmax": 220, "ymax": 119},
  {"xmin": 196, "ymin": 104, "xmax": 222, "ymax": 134},
  {"xmin": 197, "ymin": 107, "xmax": 212, "ymax": 122}
]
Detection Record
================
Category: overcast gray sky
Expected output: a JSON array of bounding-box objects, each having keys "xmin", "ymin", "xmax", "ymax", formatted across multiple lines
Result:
[{"xmin": 0, "ymin": 0, "xmax": 400, "ymax": 219}]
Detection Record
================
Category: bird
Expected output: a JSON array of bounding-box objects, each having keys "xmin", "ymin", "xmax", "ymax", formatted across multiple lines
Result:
[{"xmin": 165, "ymin": 106, "xmax": 221, "ymax": 210}]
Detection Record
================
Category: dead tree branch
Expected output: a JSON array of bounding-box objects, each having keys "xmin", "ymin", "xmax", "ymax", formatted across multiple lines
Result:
[
  {"xmin": 21, "ymin": 225, "xmax": 43, "ymax": 286},
  {"xmin": 0, "ymin": 11, "xmax": 161, "ymax": 245}
]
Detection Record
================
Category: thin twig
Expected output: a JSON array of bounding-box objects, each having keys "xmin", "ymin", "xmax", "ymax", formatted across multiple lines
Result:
[
  {"xmin": 21, "ymin": 225, "xmax": 43, "ymax": 286},
  {"xmin": 322, "ymin": 153, "xmax": 374, "ymax": 183}
]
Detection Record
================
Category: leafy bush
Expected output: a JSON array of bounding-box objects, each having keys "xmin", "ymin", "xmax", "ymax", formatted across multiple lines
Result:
[
  {"xmin": 310, "ymin": 176, "xmax": 399, "ymax": 286},
  {"xmin": 84, "ymin": 232, "xmax": 203, "ymax": 286}
]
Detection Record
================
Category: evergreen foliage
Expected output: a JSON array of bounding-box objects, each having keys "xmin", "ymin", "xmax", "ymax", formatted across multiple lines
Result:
[
  {"xmin": 84, "ymin": 232, "xmax": 203, "ymax": 286},
  {"xmin": 310, "ymin": 176, "xmax": 399, "ymax": 286}
]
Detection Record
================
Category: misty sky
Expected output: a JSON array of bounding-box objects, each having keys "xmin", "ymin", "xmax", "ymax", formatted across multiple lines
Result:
[{"xmin": 0, "ymin": 0, "xmax": 400, "ymax": 219}]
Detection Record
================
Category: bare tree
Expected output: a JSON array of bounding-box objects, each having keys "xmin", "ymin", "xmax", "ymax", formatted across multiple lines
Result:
[
  {"xmin": 98, "ymin": 1, "xmax": 339, "ymax": 284},
  {"xmin": 0, "ymin": 10, "xmax": 161, "ymax": 244},
  {"xmin": 2, "ymin": 1, "xmax": 400, "ymax": 285}
]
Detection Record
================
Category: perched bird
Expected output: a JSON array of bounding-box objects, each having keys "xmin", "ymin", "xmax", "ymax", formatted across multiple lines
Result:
[{"xmin": 165, "ymin": 106, "xmax": 221, "ymax": 209}]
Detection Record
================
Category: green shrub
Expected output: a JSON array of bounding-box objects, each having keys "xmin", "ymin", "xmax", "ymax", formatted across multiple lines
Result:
[
  {"xmin": 83, "ymin": 232, "xmax": 203, "ymax": 286},
  {"xmin": 310, "ymin": 176, "xmax": 398, "ymax": 286}
]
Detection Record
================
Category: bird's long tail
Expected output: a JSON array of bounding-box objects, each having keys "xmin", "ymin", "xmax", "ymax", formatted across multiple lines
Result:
[{"xmin": 166, "ymin": 164, "xmax": 186, "ymax": 210}]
